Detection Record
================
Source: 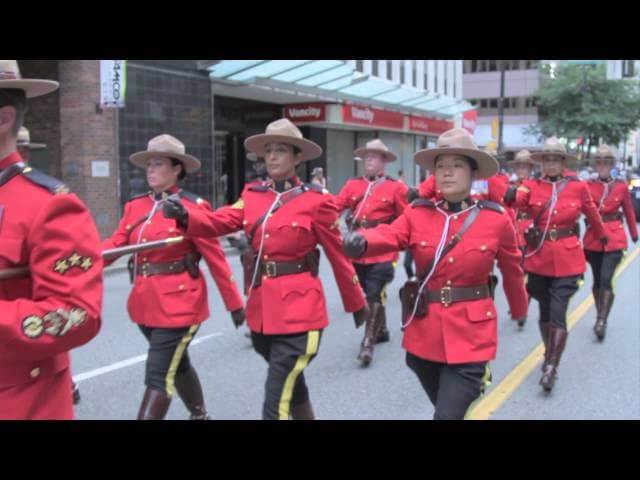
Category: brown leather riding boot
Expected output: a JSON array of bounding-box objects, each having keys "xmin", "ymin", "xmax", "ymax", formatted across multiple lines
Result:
[
  {"xmin": 540, "ymin": 325, "xmax": 568, "ymax": 392},
  {"xmin": 291, "ymin": 399, "xmax": 315, "ymax": 420},
  {"xmin": 594, "ymin": 289, "xmax": 614, "ymax": 341},
  {"xmin": 539, "ymin": 321, "xmax": 551, "ymax": 372},
  {"xmin": 358, "ymin": 302, "xmax": 382, "ymax": 366},
  {"xmin": 137, "ymin": 388, "xmax": 172, "ymax": 420},
  {"xmin": 375, "ymin": 304, "xmax": 390, "ymax": 344},
  {"xmin": 592, "ymin": 287, "xmax": 601, "ymax": 317},
  {"xmin": 175, "ymin": 366, "xmax": 210, "ymax": 420}
]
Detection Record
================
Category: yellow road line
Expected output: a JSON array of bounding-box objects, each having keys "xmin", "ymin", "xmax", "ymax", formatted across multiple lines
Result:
[{"xmin": 468, "ymin": 245, "xmax": 640, "ymax": 420}]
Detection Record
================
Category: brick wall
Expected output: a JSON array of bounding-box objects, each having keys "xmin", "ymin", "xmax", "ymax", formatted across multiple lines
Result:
[{"xmin": 57, "ymin": 60, "xmax": 120, "ymax": 238}]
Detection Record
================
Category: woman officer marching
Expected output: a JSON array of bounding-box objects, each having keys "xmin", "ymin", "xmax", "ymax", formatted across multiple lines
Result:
[
  {"xmin": 508, "ymin": 137, "xmax": 608, "ymax": 392},
  {"xmin": 343, "ymin": 128, "xmax": 528, "ymax": 420},
  {"xmin": 163, "ymin": 119, "xmax": 368, "ymax": 420},
  {"xmin": 583, "ymin": 145, "xmax": 637, "ymax": 341},
  {"xmin": 103, "ymin": 134, "xmax": 246, "ymax": 420}
]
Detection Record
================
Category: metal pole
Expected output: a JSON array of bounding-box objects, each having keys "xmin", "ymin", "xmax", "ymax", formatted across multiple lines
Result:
[{"xmin": 497, "ymin": 60, "xmax": 506, "ymax": 156}]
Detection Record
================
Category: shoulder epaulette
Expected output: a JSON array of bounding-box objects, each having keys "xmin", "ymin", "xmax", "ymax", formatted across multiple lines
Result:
[
  {"xmin": 411, "ymin": 198, "xmax": 436, "ymax": 209},
  {"xmin": 566, "ymin": 175, "xmax": 580, "ymax": 181},
  {"xmin": 477, "ymin": 200, "xmax": 504, "ymax": 213},
  {"xmin": 21, "ymin": 166, "xmax": 70, "ymax": 195},
  {"xmin": 130, "ymin": 191, "xmax": 151, "ymax": 201},
  {"xmin": 385, "ymin": 176, "xmax": 397, "ymax": 182},
  {"xmin": 303, "ymin": 183, "xmax": 327, "ymax": 194},
  {"xmin": 179, "ymin": 190, "xmax": 205, "ymax": 205},
  {"xmin": 248, "ymin": 184, "xmax": 270, "ymax": 192}
]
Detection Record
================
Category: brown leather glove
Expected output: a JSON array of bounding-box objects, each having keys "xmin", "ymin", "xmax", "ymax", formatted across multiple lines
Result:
[
  {"xmin": 353, "ymin": 304, "xmax": 370, "ymax": 329},
  {"xmin": 231, "ymin": 309, "xmax": 246, "ymax": 328},
  {"xmin": 343, "ymin": 231, "xmax": 367, "ymax": 258}
]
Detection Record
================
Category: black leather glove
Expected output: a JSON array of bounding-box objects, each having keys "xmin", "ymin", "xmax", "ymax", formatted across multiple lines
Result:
[
  {"xmin": 343, "ymin": 231, "xmax": 367, "ymax": 259},
  {"xmin": 512, "ymin": 316, "xmax": 526, "ymax": 327},
  {"xmin": 599, "ymin": 235, "xmax": 609, "ymax": 246},
  {"xmin": 353, "ymin": 304, "xmax": 370, "ymax": 329},
  {"xmin": 231, "ymin": 309, "xmax": 246, "ymax": 328},
  {"xmin": 503, "ymin": 185, "xmax": 517, "ymax": 204},
  {"xmin": 407, "ymin": 187, "xmax": 419, "ymax": 203},
  {"xmin": 163, "ymin": 195, "xmax": 189, "ymax": 228}
]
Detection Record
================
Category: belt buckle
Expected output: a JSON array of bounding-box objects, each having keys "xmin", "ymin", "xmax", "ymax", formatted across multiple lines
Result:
[
  {"xmin": 440, "ymin": 286, "xmax": 452, "ymax": 306},
  {"xmin": 141, "ymin": 263, "xmax": 149, "ymax": 277},
  {"xmin": 264, "ymin": 261, "xmax": 277, "ymax": 278},
  {"xmin": 549, "ymin": 229, "xmax": 558, "ymax": 241}
]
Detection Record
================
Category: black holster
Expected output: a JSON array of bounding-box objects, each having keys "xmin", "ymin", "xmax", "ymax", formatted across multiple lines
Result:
[
  {"xmin": 183, "ymin": 252, "xmax": 201, "ymax": 279},
  {"xmin": 399, "ymin": 278, "xmax": 427, "ymax": 327},
  {"xmin": 127, "ymin": 256, "xmax": 135, "ymax": 284},
  {"xmin": 306, "ymin": 248, "xmax": 321, "ymax": 277},
  {"xmin": 524, "ymin": 226, "xmax": 542, "ymax": 249},
  {"xmin": 488, "ymin": 274, "xmax": 498, "ymax": 299}
]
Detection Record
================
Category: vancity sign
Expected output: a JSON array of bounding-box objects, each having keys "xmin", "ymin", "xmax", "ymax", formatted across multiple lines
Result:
[
  {"xmin": 462, "ymin": 109, "xmax": 478, "ymax": 135},
  {"xmin": 283, "ymin": 103, "xmax": 326, "ymax": 122}
]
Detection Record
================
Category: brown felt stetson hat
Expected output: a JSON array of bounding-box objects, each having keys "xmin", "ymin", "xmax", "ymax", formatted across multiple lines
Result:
[
  {"xmin": 592, "ymin": 144, "xmax": 617, "ymax": 163},
  {"xmin": 354, "ymin": 138, "xmax": 397, "ymax": 162},
  {"xmin": 508, "ymin": 149, "xmax": 537, "ymax": 167},
  {"xmin": 530, "ymin": 136, "xmax": 577, "ymax": 163},
  {"xmin": 17, "ymin": 127, "xmax": 45, "ymax": 150},
  {"xmin": 0, "ymin": 60, "xmax": 59, "ymax": 98},
  {"xmin": 413, "ymin": 127, "xmax": 499, "ymax": 179},
  {"xmin": 129, "ymin": 134, "xmax": 201, "ymax": 173},
  {"xmin": 244, "ymin": 118, "xmax": 322, "ymax": 161}
]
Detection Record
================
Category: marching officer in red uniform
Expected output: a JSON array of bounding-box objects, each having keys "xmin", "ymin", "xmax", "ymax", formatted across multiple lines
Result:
[
  {"xmin": 164, "ymin": 119, "xmax": 368, "ymax": 420},
  {"xmin": 344, "ymin": 128, "xmax": 528, "ymax": 420},
  {"xmin": 334, "ymin": 139, "xmax": 409, "ymax": 366},
  {"xmin": 504, "ymin": 149, "xmax": 537, "ymax": 252},
  {"xmin": 0, "ymin": 60, "xmax": 103, "ymax": 419},
  {"xmin": 583, "ymin": 145, "xmax": 637, "ymax": 340},
  {"xmin": 509, "ymin": 137, "xmax": 608, "ymax": 392},
  {"xmin": 103, "ymin": 134, "xmax": 246, "ymax": 420}
]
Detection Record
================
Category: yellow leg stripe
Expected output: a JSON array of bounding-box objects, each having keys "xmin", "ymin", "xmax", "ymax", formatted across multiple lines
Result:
[
  {"xmin": 464, "ymin": 364, "xmax": 492, "ymax": 420},
  {"xmin": 165, "ymin": 325, "xmax": 199, "ymax": 397},
  {"xmin": 278, "ymin": 330, "xmax": 320, "ymax": 420}
]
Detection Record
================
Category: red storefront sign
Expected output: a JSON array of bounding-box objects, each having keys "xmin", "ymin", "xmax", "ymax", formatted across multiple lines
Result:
[
  {"xmin": 342, "ymin": 104, "xmax": 405, "ymax": 130},
  {"xmin": 284, "ymin": 103, "xmax": 326, "ymax": 122},
  {"xmin": 462, "ymin": 109, "xmax": 478, "ymax": 134},
  {"xmin": 408, "ymin": 115, "xmax": 454, "ymax": 135}
]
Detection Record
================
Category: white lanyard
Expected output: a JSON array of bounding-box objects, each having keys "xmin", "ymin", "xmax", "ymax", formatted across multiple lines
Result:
[
  {"xmin": 404, "ymin": 203, "xmax": 476, "ymax": 329},
  {"xmin": 132, "ymin": 197, "xmax": 163, "ymax": 280},
  {"xmin": 349, "ymin": 177, "xmax": 385, "ymax": 232},
  {"xmin": 598, "ymin": 181, "xmax": 611, "ymax": 210},
  {"xmin": 525, "ymin": 180, "xmax": 559, "ymax": 259}
]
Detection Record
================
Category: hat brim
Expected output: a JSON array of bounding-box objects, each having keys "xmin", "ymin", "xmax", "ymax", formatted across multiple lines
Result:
[
  {"xmin": 353, "ymin": 147, "xmax": 397, "ymax": 162},
  {"xmin": 129, "ymin": 151, "xmax": 202, "ymax": 174},
  {"xmin": 0, "ymin": 79, "xmax": 59, "ymax": 99},
  {"xmin": 244, "ymin": 134, "xmax": 322, "ymax": 162},
  {"xmin": 18, "ymin": 142, "xmax": 46, "ymax": 150},
  {"xmin": 414, "ymin": 147, "xmax": 499, "ymax": 179},
  {"xmin": 592, "ymin": 156, "xmax": 616, "ymax": 163},
  {"xmin": 530, "ymin": 151, "xmax": 577, "ymax": 164}
]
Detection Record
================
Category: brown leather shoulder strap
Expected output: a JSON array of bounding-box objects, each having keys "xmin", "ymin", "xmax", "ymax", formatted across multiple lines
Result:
[{"xmin": 247, "ymin": 187, "xmax": 305, "ymax": 243}]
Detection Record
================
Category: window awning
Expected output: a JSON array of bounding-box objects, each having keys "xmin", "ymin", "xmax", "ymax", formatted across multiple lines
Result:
[{"xmin": 206, "ymin": 60, "xmax": 474, "ymax": 118}]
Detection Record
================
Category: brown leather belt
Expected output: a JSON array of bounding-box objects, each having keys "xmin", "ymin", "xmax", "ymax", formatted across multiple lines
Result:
[
  {"xmin": 137, "ymin": 260, "xmax": 186, "ymax": 277},
  {"xmin": 517, "ymin": 212, "xmax": 531, "ymax": 220},
  {"xmin": 544, "ymin": 227, "xmax": 577, "ymax": 241},
  {"xmin": 425, "ymin": 284, "xmax": 491, "ymax": 306},
  {"xmin": 601, "ymin": 212, "xmax": 622, "ymax": 222},
  {"xmin": 260, "ymin": 258, "xmax": 312, "ymax": 278},
  {"xmin": 353, "ymin": 215, "xmax": 395, "ymax": 229}
]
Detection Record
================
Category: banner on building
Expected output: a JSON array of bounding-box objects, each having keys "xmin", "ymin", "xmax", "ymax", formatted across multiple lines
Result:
[{"xmin": 100, "ymin": 60, "xmax": 127, "ymax": 108}]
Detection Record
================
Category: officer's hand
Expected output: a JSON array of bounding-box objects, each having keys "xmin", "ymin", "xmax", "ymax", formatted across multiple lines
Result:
[
  {"xmin": 343, "ymin": 231, "xmax": 367, "ymax": 258},
  {"xmin": 353, "ymin": 304, "xmax": 370, "ymax": 329},
  {"xmin": 632, "ymin": 236, "xmax": 638, "ymax": 244},
  {"xmin": 231, "ymin": 309, "xmax": 246, "ymax": 328},
  {"xmin": 407, "ymin": 187, "xmax": 419, "ymax": 203},
  {"xmin": 163, "ymin": 195, "xmax": 189, "ymax": 227},
  {"xmin": 599, "ymin": 235, "xmax": 609, "ymax": 246}
]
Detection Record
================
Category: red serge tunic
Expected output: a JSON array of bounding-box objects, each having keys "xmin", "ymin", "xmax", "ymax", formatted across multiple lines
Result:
[
  {"xmin": 360, "ymin": 199, "xmax": 528, "ymax": 364},
  {"xmin": 103, "ymin": 187, "xmax": 244, "ymax": 328},
  {"xmin": 334, "ymin": 175, "xmax": 408, "ymax": 264},
  {"xmin": 583, "ymin": 178, "xmax": 638, "ymax": 252},
  {"xmin": 0, "ymin": 152, "xmax": 103, "ymax": 419}
]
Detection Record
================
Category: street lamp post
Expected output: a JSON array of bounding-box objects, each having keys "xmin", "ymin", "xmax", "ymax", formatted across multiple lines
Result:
[{"xmin": 498, "ymin": 60, "xmax": 506, "ymax": 157}]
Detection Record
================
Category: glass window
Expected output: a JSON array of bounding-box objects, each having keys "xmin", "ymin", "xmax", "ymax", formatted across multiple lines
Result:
[
  {"xmin": 356, "ymin": 60, "xmax": 364, "ymax": 72},
  {"xmin": 489, "ymin": 98, "xmax": 498, "ymax": 108},
  {"xmin": 480, "ymin": 99, "xmax": 488, "ymax": 108},
  {"xmin": 489, "ymin": 60, "xmax": 497, "ymax": 72}
]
